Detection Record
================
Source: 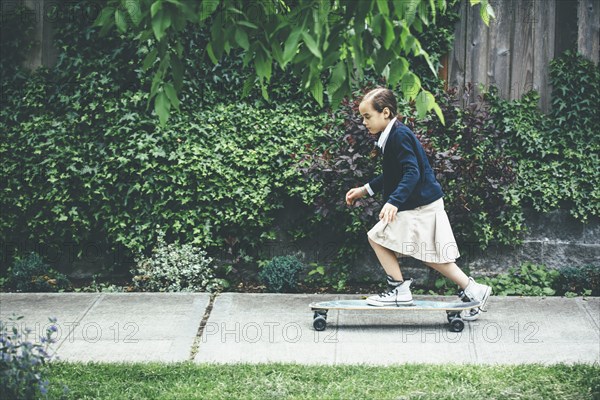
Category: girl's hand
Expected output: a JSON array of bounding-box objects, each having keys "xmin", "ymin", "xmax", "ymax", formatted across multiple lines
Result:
[
  {"xmin": 379, "ymin": 203, "xmax": 398, "ymax": 223},
  {"xmin": 345, "ymin": 187, "xmax": 365, "ymax": 206}
]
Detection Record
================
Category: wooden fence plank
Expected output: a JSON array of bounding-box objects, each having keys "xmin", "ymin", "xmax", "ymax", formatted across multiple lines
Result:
[
  {"xmin": 465, "ymin": 0, "xmax": 490, "ymax": 104},
  {"xmin": 447, "ymin": 0, "xmax": 468, "ymax": 104},
  {"xmin": 578, "ymin": 0, "xmax": 600, "ymax": 65},
  {"xmin": 510, "ymin": 0, "xmax": 535, "ymax": 100},
  {"xmin": 534, "ymin": 0, "xmax": 556, "ymax": 113},
  {"xmin": 488, "ymin": 0, "xmax": 513, "ymax": 100}
]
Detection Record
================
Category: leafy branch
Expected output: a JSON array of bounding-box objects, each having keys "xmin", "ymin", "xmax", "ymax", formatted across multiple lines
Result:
[{"xmin": 93, "ymin": 0, "xmax": 495, "ymax": 125}]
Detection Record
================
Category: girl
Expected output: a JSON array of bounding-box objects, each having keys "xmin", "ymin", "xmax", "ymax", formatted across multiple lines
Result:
[{"xmin": 345, "ymin": 87, "xmax": 491, "ymax": 321}]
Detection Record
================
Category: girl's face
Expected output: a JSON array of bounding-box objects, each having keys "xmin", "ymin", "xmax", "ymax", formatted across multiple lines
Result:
[{"xmin": 358, "ymin": 100, "xmax": 392, "ymax": 136}]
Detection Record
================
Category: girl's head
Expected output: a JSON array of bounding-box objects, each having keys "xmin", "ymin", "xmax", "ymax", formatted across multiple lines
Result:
[{"xmin": 358, "ymin": 87, "xmax": 398, "ymax": 135}]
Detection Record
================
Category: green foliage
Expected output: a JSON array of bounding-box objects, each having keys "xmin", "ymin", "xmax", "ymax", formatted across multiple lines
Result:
[
  {"xmin": 0, "ymin": 314, "xmax": 66, "ymax": 399},
  {"xmin": 259, "ymin": 255, "xmax": 305, "ymax": 293},
  {"xmin": 556, "ymin": 265, "xmax": 599, "ymax": 297},
  {"xmin": 1, "ymin": 1, "xmax": 596, "ymax": 288},
  {"xmin": 6, "ymin": 253, "xmax": 72, "ymax": 293},
  {"xmin": 304, "ymin": 262, "xmax": 349, "ymax": 293},
  {"xmin": 130, "ymin": 228, "xmax": 220, "ymax": 292},
  {"xmin": 0, "ymin": 4, "xmax": 36, "ymax": 83},
  {"xmin": 0, "ymin": 1, "xmax": 329, "ymax": 274},
  {"xmin": 73, "ymin": 274, "xmax": 126, "ymax": 293},
  {"xmin": 93, "ymin": 0, "xmax": 495, "ymax": 124},
  {"xmin": 419, "ymin": 86, "xmax": 523, "ymax": 248},
  {"xmin": 480, "ymin": 263, "xmax": 560, "ymax": 297},
  {"xmin": 44, "ymin": 362, "xmax": 600, "ymax": 400},
  {"xmin": 487, "ymin": 51, "xmax": 600, "ymax": 222}
]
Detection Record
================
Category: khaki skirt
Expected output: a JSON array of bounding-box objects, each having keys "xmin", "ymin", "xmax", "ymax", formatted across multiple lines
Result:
[{"xmin": 367, "ymin": 197, "xmax": 460, "ymax": 264}]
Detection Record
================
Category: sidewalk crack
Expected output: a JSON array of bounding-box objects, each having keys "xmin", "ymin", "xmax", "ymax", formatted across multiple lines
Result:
[
  {"xmin": 189, "ymin": 292, "xmax": 218, "ymax": 361},
  {"xmin": 54, "ymin": 294, "xmax": 105, "ymax": 353}
]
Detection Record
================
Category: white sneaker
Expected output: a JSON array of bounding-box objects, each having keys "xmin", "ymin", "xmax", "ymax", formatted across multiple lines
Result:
[
  {"xmin": 463, "ymin": 277, "xmax": 492, "ymax": 311},
  {"xmin": 462, "ymin": 307, "xmax": 481, "ymax": 321},
  {"xmin": 457, "ymin": 289, "xmax": 481, "ymax": 321},
  {"xmin": 367, "ymin": 278, "xmax": 414, "ymax": 307}
]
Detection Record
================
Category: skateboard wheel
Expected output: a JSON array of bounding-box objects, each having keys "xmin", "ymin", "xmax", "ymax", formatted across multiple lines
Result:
[
  {"xmin": 447, "ymin": 312, "xmax": 459, "ymax": 323},
  {"xmin": 449, "ymin": 318, "xmax": 465, "ymax": 333},
  {"xmin": 313, "ymin": 316, "xmax": 327, "ymax": 331}
]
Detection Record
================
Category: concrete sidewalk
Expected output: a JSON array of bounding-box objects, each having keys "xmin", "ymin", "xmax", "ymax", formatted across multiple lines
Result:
[{"xmin": 0, "ymin": 292, "xmax": 598, "ymax": 365}]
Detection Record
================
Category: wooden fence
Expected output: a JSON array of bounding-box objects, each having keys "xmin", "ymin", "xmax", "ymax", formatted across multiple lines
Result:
[{"xmin": 444, "ymin": 0, "xmax": 600, "ymax": 112}]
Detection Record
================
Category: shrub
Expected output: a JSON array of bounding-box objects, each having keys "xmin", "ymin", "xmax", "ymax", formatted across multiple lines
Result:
[
  {"xmin": 0, "ymin": 314, "xmax": 67, "ymax": 400},
  {"xmin": 0, "ymin": 0, "xmax": 329, "ymax": 274},
  {"xmin": 556, "ymin": 265, "xmax": 600, "ymax": 296},
  {"xmin": 487, "ymin": 50, "xmax": 600, "ymax": 223},
  {"xmin": 480, "ymin": 263, "xmax": 560, "ymax": 296},
  {"xmin": 7, "ymin": 252, "xmax": 71, "ymax": 293},
  {"xmin": 259, "ymin": 255, "xmax": 305, "ymax": 293},
  {"xmin": 131, "ymin": 228, "xmax": 220, "ymax": 292}
]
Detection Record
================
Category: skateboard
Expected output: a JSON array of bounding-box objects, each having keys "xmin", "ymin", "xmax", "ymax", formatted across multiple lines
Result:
[{"xmin": 309, "ymin": 299, "xmax": 481, "ymax": 333}]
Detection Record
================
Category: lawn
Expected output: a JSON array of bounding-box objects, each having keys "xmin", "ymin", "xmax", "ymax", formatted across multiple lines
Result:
[{"xmin": 46, "ymin": 362, "xmax": 599, "ymax": 399}]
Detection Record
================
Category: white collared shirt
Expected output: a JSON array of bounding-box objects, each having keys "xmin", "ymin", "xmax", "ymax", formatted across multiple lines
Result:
[
  {"xmin": 377, "ymin": 117, "xmax": 397, "ymax": 155},
  {"xmin": 364, "ymin": 117, "xmax": 396, "ymax": 196}
]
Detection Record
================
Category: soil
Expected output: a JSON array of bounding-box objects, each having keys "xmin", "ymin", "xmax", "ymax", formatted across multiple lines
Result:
[{"xmin": 1, "ymin": 275, "xmax": 385, "ymax": 295}]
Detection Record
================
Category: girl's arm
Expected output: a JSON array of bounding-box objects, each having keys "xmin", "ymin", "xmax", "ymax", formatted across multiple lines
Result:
[
  {"xmin": 387, "ymin": 133, "xmax": 420, "ymax": 208},
  {"xmin": 368, "ymin": 173, "xmax": 384, "ymax": 194}
]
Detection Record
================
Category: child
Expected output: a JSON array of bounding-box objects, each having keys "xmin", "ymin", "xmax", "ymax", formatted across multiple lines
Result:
[{"xmin": 345, "ymin": 87, "xmax": 492, "ymax": 320}]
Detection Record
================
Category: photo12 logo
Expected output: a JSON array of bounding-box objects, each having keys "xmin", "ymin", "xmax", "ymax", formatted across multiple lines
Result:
[
  {"xmin": 400, "ymin": 321, "xmax": 541, "ymax": 344},
  {"xmin": 3, "ymin": 320, "xmax": 140, "ymax": 344},
  {"xmin": 201, "ymin": 321, "xmax": 338, "ymax": 344}
]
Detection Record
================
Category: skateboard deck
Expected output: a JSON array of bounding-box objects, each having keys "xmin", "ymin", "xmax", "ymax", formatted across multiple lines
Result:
[{"xmin": 309, "ymin": 299, "xmax": 481, "ymax": 332}]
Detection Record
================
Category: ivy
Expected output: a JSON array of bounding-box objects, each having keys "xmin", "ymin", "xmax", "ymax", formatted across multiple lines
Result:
[
  {"xmin": 487, "ymin": 50, "xmax": 600, "ymax": 222},
  {"xmin": 0, "ymin": 1, "xmax": 329, "ymax": 272}
]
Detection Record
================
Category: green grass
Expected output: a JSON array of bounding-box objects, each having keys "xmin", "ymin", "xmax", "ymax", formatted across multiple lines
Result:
[{"xmin": 45, "ymin": 362, "xmax": 599, "ymax": 399}]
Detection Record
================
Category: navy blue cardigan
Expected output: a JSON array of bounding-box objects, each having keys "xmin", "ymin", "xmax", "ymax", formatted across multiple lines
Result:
[{"xmin": 368, "ymin": 121, "xmax": 444, "ymax": 211}]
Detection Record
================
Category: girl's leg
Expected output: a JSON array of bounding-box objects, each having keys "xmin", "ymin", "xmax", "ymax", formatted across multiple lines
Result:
[
  {"xmin": 423, "ymin": 261, "xmax": 470, "ymax": 289},
  {"xmin": 368, "ymin": 237, "xmax": 404, "ymax": 281}
]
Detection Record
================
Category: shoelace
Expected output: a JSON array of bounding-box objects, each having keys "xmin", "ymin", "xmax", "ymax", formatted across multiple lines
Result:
[
  {"xmin": 378, "ymin": 287, "xmax": 398, "ymax": 298},
  {"xmin": 458, "ymin": 290, "xmax": 486, "ymax": 313},
  {"xmin": 378, "ymin": 286, "xmax": 411, "ymax": 307}
]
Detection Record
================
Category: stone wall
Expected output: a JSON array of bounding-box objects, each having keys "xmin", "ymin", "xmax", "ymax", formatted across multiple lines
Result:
[{"xmin": 266, "ymin": 200, "xmax": 600, "ymax": 285}]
